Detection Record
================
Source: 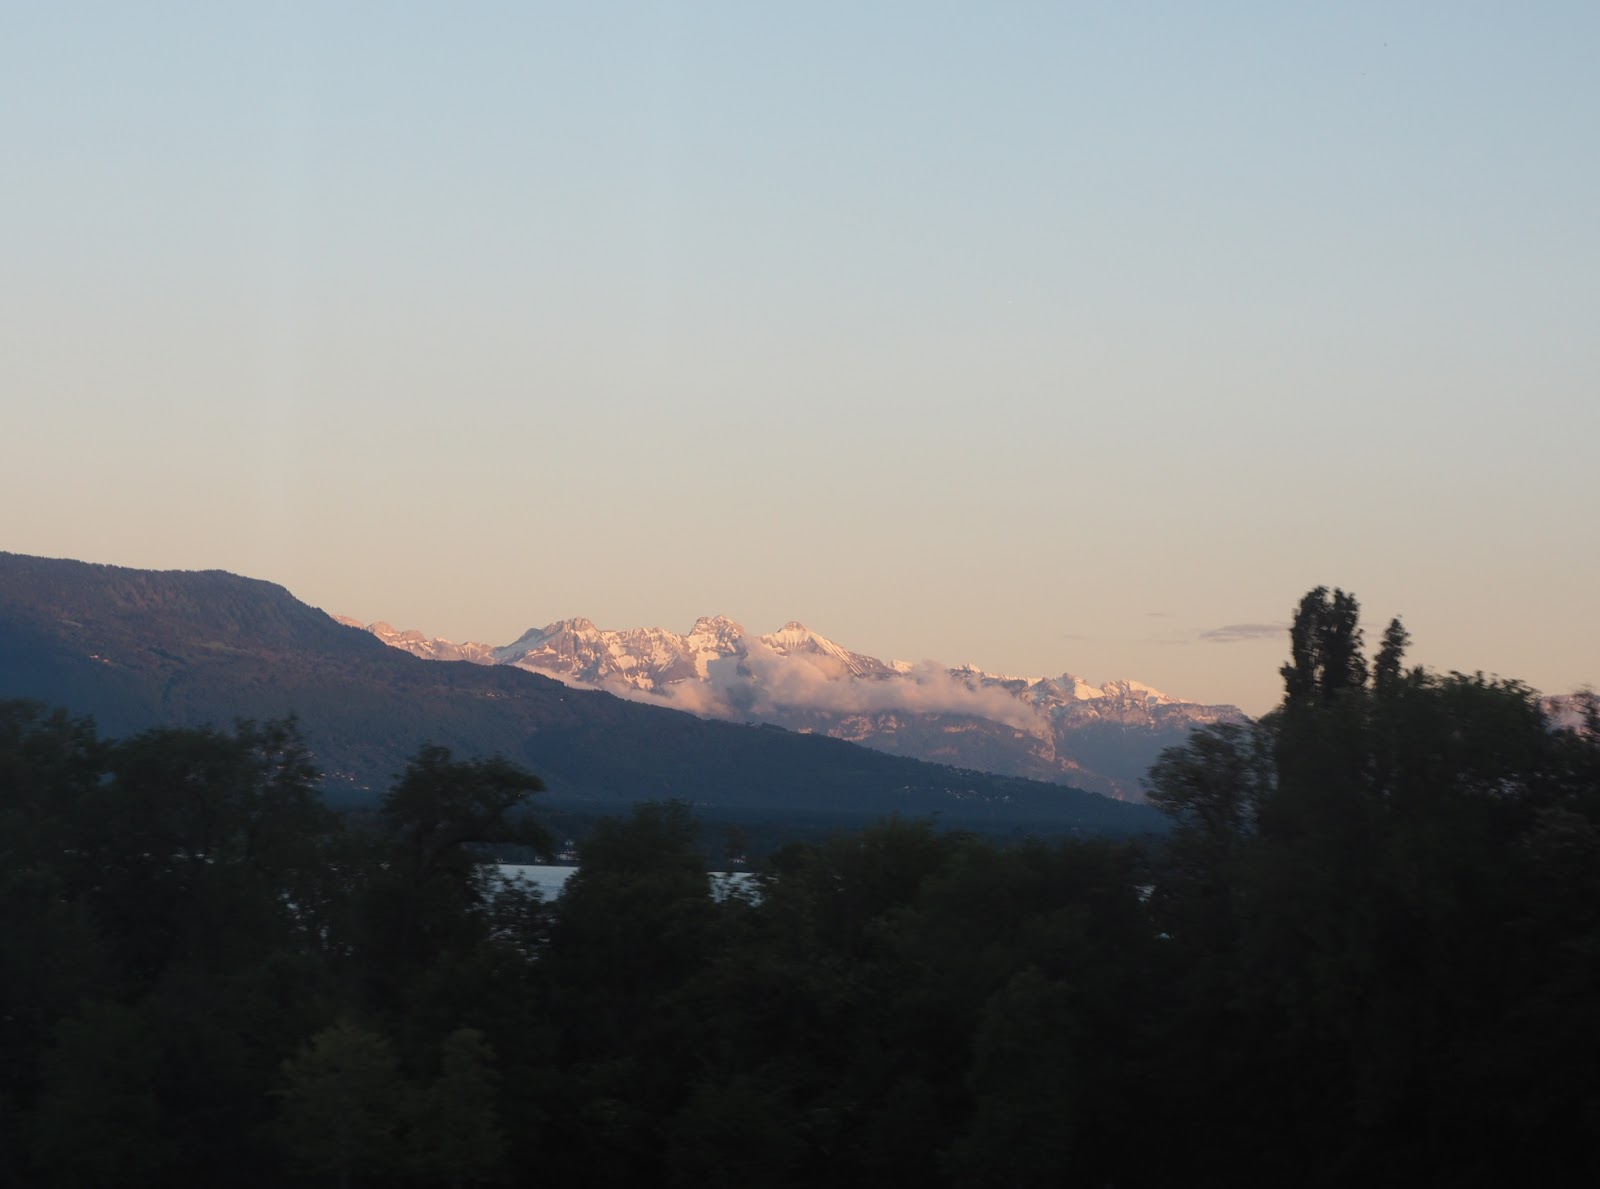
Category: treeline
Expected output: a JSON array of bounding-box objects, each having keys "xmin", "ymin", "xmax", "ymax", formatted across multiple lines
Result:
[{"xmin": 1, "ymin": 587, "xmax": 1597, "ymax": 1187}]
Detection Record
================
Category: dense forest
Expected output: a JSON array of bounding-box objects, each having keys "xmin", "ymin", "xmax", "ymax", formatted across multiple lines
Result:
[{"xmin": 1, "ymin": 588, "xmax": 1596, "ymax": 1187}]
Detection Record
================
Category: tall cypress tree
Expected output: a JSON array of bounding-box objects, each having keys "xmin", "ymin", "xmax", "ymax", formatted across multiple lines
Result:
[
  {"xmin": 1281, "ymin": 586, "xmax": 1368, "ymax": 707},
  {"xmin": 1372, "ymin": 616, "xmax": 1411, "ymax": 692}
]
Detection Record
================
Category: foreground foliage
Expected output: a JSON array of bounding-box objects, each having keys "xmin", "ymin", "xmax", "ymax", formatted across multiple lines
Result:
[{"xmin": 0, "ymin": 587, "xmax": 1596, "ymax": 1186}]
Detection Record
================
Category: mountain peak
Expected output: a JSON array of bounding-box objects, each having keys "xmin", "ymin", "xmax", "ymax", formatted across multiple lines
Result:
[
  {"xmin": 546, "ymin": 616, "xmax": 597, "ymax": 634},
  {"xmin": 690, "ymin": 614, "xmax": 745, "ymax": 635}
]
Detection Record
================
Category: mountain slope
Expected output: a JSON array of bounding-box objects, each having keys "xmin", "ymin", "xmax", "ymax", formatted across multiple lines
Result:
[
  {"xmin": 0, "ymin": 553, "xmax": 1160, "ymax": 835},
  {"xmin": 371, "ymin": 613, "xmax": 1244, "ymax": 799}
]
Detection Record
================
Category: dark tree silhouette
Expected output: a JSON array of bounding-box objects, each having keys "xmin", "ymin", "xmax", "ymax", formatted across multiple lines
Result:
[{"xmin": 1281, "ymin": 586, "xmax": 1368, "ymax": 706}]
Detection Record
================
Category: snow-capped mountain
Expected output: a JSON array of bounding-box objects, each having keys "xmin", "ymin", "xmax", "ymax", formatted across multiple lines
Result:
[
  {"xmin": 494, "ymin": 615, "xmax": 897, "ymax": 686},
  {"xmin": 348, "ymin": 613, "xmax": 1245, "ymax": 800},
  {"xmin": 493, "ymin": 615, "xmax": 754, "ymax": 688}
]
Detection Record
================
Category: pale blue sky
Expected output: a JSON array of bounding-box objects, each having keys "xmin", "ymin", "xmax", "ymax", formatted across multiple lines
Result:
[{"xmin": 4, "ymin": 2, "xmax": 1596, "ymax": 713}]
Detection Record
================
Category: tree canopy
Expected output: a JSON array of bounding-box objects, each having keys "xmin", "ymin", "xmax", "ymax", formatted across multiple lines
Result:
[{"xmin": 1, "ymin": 591, "xmax": 1595, "ymax": 1185}]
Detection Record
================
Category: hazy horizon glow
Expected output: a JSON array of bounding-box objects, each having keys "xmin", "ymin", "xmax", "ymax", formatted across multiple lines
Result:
[{"xmin": 5, "ymin": 4, "xmax": 1596, "ymax": 717}]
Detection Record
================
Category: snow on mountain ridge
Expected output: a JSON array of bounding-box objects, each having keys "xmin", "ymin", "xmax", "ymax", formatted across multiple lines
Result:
[
  {"xmin": 371, "ymin": 612, "xmax": 1192, "ymax": 708},
  {"xmin": 350, "ymin": 612, "xmax": 1242, "ymax": 800},
  {"xmin": 759, "ymin": 621, "xmax": 897, "ymax": 680}
]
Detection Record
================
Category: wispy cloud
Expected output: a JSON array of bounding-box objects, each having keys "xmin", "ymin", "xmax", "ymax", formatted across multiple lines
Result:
[{"xmin": 1199, "ymin": 623, "xmax": 1284, "ymax": 644}]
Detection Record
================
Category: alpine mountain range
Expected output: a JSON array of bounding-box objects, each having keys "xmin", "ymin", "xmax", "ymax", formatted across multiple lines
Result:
[{"xmin": 343, "ymin": 613, "xmax": 1248, "ymax": 800}]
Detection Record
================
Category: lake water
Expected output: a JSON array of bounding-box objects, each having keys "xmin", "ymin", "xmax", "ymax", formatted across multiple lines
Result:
[
  {"xmin": 496, "ymin": 864, "xmax": 755, "ymax": 899},
  {"xmin": 496, "ymin": 863, "xmax": 577, "ymax": 898}
]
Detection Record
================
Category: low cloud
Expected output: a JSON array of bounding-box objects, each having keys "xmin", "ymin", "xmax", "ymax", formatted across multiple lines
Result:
[
  {"xmin": 695, "ymin": 637, "xmax": 1048, "ymax": 734},
  {"xmin": 556, "ymin": 635, "xmax": 1052, "ymax": 736},
  {"xmin": 1199, "ymin": 623, "xmax": 1284, "ymax": 644}
]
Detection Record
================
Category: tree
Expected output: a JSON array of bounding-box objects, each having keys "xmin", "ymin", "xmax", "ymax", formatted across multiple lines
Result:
[
  {"xmin": 1145, "ymin": 720, "xmax": 1271, "ymax": 846},
  {"xmin": 361, "ymin": 747, "xmax": 548, "ymax": 1005},
  {"xmin": 0, "ymin": 701, "xmax": 104, "ymax": 872},
  {"xmin": 544, "ymin": 800, "xmax": 714, "ymax": 1030},
  {"xmin": 0, "ymin": 703, "xmax": 108, "ymax": 1163},
  {"xmin": 945, "ymin": 968, "xmax": 1080, "ymax": 1188},
  {"xmin": 537, "ymin": 802, "xmax": 716, "ymax": 1181},
  {"xmin": 379, "ymin": 747, "xmax": 548, "ymax": 888},
  {"xmin": 1145, "ymin": 718, "xmax": 1274, "ymax": 969},
  {"xmin": 1144, "ymin": 587, "xmax": 1600, "ymax": 1183},
  {"xmin": 1281, "ymin": 586, "xmax": 1368, "ymax": 706},
  {"xmin": 79, "ymin": 719, "xmax": 333, "ymax": 985},
  {"xmin": 404, "ymin": 1028, "xmax": 509, "ymax": 1189},
  {"xmin": 276, "ymin": 1021, "xmax": 407, "ymax": 1189},
  {"xmin": 30, "ymin": 999, "xmax": 175, "ymax": 1189},
  {"xmin": 1372, "ymin": 616, "xmax": 1411, "ymax": 692}
]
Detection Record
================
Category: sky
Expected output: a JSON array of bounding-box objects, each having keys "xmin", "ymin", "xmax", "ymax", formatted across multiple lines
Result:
[{"xmin": 3, "ymin": 2, "xmax": 1596, "ymax": 715}]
